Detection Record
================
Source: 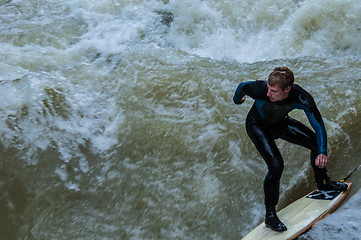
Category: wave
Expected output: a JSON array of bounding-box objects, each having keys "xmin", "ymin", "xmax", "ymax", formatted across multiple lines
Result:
[
  {"xmin": 1, "ymin": 0, "xmax": 361, "ymax": 239},
  {"xmin": 166, "ymin": 0, "xmax": 361, "ymax": 62}
]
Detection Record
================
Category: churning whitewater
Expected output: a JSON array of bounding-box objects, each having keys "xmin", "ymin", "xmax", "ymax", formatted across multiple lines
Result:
[{"xmin": 0, "ymin": 0, "xmax": 360, "ymax": 239}]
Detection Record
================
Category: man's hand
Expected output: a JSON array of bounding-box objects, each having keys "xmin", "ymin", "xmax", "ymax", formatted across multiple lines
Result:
[
  {"xmin": 315, "ymin": 154, "xmax": 327, "ymax": 168},
  {"xmin": 239, "ymin": 96, "xmax": 246, "ymax": 104}
]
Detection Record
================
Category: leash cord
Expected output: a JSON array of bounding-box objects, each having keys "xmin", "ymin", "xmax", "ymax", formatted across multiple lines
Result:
[{"xmin": 341, "ymin": 164, "xmax": 361, "ymax": 182}]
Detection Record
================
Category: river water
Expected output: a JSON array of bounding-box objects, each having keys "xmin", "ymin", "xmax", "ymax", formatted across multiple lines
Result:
[{"xmin": 0, "ymin": 0, "xmax": 360, "ymax": 239}]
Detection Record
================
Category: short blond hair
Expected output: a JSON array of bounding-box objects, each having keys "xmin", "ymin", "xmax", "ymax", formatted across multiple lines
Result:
[{"xmin": 268, "ymin": 67, "xmax": 294, "ymax": 90}]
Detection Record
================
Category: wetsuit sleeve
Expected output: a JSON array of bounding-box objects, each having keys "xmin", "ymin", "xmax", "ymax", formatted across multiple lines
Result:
[
  {"xmin": 233, "ymin": 81, "xmax": 251, "ymax": 104},
  {"xmin": 293, "ymin": 93, "xmax": 327, "ymax": 155},
  {"xmin": 233, "ymin": 80, "xmax": 266, "ymax": 104}
]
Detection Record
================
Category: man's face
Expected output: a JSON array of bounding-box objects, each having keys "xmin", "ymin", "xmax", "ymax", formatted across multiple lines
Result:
[{"xmin": 267, "ymin": 83, "xmax": 291, "ymax": 102}]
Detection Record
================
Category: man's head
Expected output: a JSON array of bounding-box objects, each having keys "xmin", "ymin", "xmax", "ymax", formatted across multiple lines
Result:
[
  {"xmin": 268, "ymin": 67, "xmax": 294, "ymax": 90},
  {"xmin": 267, "ymin": 67, "xmax": 294, "ymax": 102}
]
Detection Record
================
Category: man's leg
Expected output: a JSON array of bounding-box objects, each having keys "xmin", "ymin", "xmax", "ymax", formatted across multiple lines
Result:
[
  {"xmin": 278, "ymin": 117, "xmax": 319, "ymax": 166},
  {"xmin": 279, "ymin": 117, "xmax": 347, "ymax": 191},
  {"xmin": 246, "ymin": 119, "xmax": 287, "ymax": 231}
]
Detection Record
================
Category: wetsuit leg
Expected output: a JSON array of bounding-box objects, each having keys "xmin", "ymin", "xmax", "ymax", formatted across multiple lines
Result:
[
  {"xmin": 278, "ymin": 117, "xmax": 327, "ymax": 178},
  {"xmin": 246, "ymin": 117, "xmax": 284, "ymax": 209},
  {"xmin": 277, "ymin": 118, "xmax": 348, "ymax": 191}
]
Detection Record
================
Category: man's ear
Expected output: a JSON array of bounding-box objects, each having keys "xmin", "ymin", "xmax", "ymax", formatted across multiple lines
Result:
[{"xmin": 284, "ymin": 85, "xmax": 292, "ymax": 93}]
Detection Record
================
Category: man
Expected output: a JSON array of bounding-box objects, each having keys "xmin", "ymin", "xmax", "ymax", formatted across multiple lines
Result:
[{"xmin": 233, "ymin": 67, "xmax": 348, "ymax": 231}]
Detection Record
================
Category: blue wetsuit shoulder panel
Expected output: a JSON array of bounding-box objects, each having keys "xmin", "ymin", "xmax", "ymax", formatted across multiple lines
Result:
[{"xmin": 291, "ymin": 85, "xmax": 327, "ymax": 155}]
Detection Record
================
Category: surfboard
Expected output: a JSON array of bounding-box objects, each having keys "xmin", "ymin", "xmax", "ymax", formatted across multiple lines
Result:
[{"xmin": 241, "ymin": 182, "xmax": 352, "ymax": 240}]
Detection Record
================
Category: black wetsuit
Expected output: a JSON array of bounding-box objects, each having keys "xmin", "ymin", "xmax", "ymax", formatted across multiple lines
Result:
[{"xmin": 233, "ymin": 80, "xmax": 327, "ymax": 209}]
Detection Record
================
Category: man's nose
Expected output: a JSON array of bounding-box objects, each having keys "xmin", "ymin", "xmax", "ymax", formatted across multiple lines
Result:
[{"xmin": 267, "ymin": 89, "xmax": 271, "ymax": 96}]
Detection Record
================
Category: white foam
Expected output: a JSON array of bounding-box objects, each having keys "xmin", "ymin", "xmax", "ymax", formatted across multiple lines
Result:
[{"xmin": 167, "ymin": 0, "xmax": 361, "ymax": 62}]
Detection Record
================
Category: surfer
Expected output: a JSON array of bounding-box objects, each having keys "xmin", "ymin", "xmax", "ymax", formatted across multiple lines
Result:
[{"xmin": 233, "ymin": 67, "xmax": 348, "ymax": 232}]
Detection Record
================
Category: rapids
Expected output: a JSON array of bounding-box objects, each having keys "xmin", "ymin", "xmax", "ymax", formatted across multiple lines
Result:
[{"xmin": 0, "ymin": 0, "xmax": 360, "ymax": 239}]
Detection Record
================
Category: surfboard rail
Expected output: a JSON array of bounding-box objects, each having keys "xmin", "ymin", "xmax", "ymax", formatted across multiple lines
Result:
[{"xmin": 241, "ymin": 182, "xmax": 352, "ymax": 240}]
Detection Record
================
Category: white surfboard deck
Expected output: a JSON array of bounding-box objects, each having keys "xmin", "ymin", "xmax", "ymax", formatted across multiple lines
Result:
[{"xmin": 242, "ymin": 182, "xmax": 352, "ymax": 240}]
